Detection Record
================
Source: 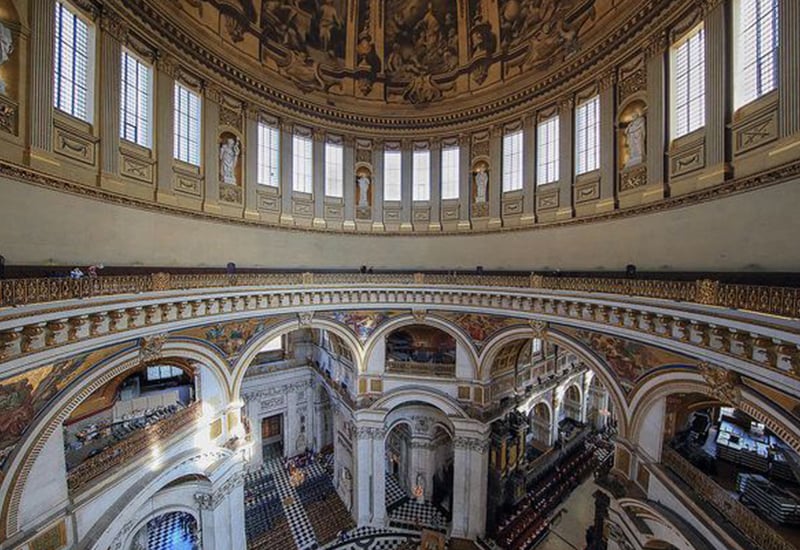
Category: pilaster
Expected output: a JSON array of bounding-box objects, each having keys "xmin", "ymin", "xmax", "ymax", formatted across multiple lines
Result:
[
  {"xmin": 243, "ymin": 107, "xmax": 260, "ymax": 219},
  {"xmin": 779, "ymin": 0, "xmax": 800, "ymax": 138},
  {"xmin": 98, "ymin": 13, "xmax": 125, "ymax": 185},
  {"xmin": 429, "ymin": 139, "xmax": 442, "ymax": 231},
  {"xmin": 280, "ymin": 122, "xmax": 294, "ymax": 224},
  {"xmin": 155, "ymin": 57, "xmax": 176, "ymax": 204},
  {"xmin": 521, "ymin": 115, "xmax": 536, "ymax": 224},
  {"xmin": 400, "ymin": 140, "xmax": 413, "ymax": 231},
  {"xmin": 488, "ymin": 126, "xmax": 503, "ymax": 229},
  {"xmin": 597, "ymin": 75, "xmax": 616, "ymax": 213},
  {"xmin": 645, "ymin": 33, "xmax": 667, "ymax": 203},
  {"xmin": 312, "ymin": 129, "xmax": 326, "ymax": 228},
  {"xmin": 556, "ymin": 98, "xmax": 575, "ymax": 220},
  {"xmin": 203, "ymin": 86, "xmax": 221, "ymax": 214},
  {"xmin": 371, "ymin": 142, "xmax": 385, "ymax": 231},
  {"xmin": 26, "ymin": 0, "xmax": 56, "ymax": 162},
  {"xmin": 457, "ymin": 134, "xmax": 471, "ymax": 230},
  {"xmin": 343, "ymin": 136, "xmax": 356, "ymax": 230},
  {"xmin": 702, "ymin": 1, "xmax": 730, "ymax": 185}
]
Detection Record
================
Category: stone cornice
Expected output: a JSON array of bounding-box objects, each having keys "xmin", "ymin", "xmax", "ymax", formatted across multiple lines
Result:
[
  {"xmin": 1, "ymin": 155, "xmax": 798, "ymax": 238},
  {"xmin": 108, "ymin": 0, "xmax": 694, "ymax": 136}
]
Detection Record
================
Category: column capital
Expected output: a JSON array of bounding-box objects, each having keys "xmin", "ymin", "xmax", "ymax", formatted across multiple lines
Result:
[
  {"xmin": 644, "ymin": 30, "xmax": 668, "ymax": 60},
  {"xmin": 313, "ymin": 128, "xmax": 326, "ymax": 141},
  {"xmin": 205, "ymin": 83, "xmax": 224, "ymax": 104},
  {"xmin": 697, "ymin": 0, "xmax": 724, "ymax": 17},
  {"xmin": 156, "ymin": 53, "xmax": 180, "ymax": 79},
  {"xmin": 558, "ymin": 96, "xmax": 574, "ymax": 112},
  {"xmin": 100, "ymin": 7, "xmax": 128, "ymax": 43},
  {"xmin": 598, "ymin": 69, "xmax": 616, "ymax": 91}
]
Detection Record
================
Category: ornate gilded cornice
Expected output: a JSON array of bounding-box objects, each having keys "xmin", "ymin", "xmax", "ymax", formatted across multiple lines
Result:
[{"xmin": 108, "ymin": 0, "xmax": 694, "ymax": 136}]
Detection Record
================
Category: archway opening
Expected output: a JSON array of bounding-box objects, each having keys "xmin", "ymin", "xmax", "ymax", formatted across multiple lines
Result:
[
  {"xmin": 130, "ymin": 511, "xmax": 199, "ymax": 550},
  {"xmin": 385, "ymin": 324, "xmax": 457, "ymax": 378},
  {"xmin": 484, "ymin": 337, "xmax": 617, "ymax": 546},
  {"xmin": 62, "ymin": 361, "xmax": 197, "ymax": 493},
  {"xmin": 665, "ymin": 393, "xmax": 800, "ymax": 547},
  {"xmin": 384, "ymin": 406, "xmax": 452, "ymax": 533}
]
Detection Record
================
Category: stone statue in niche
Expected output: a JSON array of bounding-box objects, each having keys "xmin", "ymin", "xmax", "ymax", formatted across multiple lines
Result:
[
  {"xmin": 0, "ymin": 22, "xmax": 13, "ymax": 95},
  {"xmin": 220, "ymin": 136, "xmax": 241, "ymax": 184},
  {"xmin": 474, "ymin": 166, "xmax": 489, "ymax": 203},
  {"xmin": 624, "ymin": 112, "xmax": 646, "ymax": 168},
  {"xmin": 357, "ymin": 173, "xmax": 371, "ymax": 207}
]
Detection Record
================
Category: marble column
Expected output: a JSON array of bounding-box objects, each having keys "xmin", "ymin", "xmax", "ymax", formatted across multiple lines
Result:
[
  {"xmin": 451, "ymin": 435, "xmax": 490, "ymax": 539},
  {"xmin": 598, "ymin": 75, "xmax": 616, "ymax": 210},
  {"xmin": 703, "ymin": 1, "xmax": 730, "ymax": 183},
  {"xmin": 646, "ymin": 33, "xmax": 667, "ymax": 192},
  {"xmin": 27, "ymin": 0, "xmax": 56, "ymax": 157},
  {"xmin": 313, "ymin": 130, "xmax": 326, "ymax": 228},
  {"xmin": 98, "ymin": 15, "xmax": 125, "ymax": 181},
  {"xmin": 243, "ymin": 107, "xmax": 260, "ymax": 219},
  {"xmin": 488, "ymin": 126, "xmax": 503, "ymax": 229},
  {"xmin": 400, "ymin": 140, "xmax": 413, "ymax": 231},
  {"xmin": 372, "ymin": 435, "xmax": 387, "ymax": 525},
  {"xmin": 557, "ymin": 98, "xmax": 575, "ymax": 219},
  {"xmin": 155, "ymin": 57, "xmax": 176, "ymax": 203},
  {"xmin": 429, "ymin": 139, "xmax": 442, "ymax": 231},
  {"xmin": 521, "ymin": 115, "xmax": 536, "ymax": 224},
  {"xmin": 203, "ymin": 86, "xmax": 221, "ymax": 213},
  {"xmin": 343, "ymin": 136, "xmax": 356, "ymax": 230},
  {"xmin": 457, "ymin": 134, "xmax": 472, "ymax": 230},
  {"xmin": 280, "ymin": 122, "xmax": 294, "ymax": 224},
  {"xmin": 371, "ymin": 141, "xmax": 385, "ymax": 231},
  {"xmin": 779, "ymin": 0, "xmax": 800, "ymax": 138}
]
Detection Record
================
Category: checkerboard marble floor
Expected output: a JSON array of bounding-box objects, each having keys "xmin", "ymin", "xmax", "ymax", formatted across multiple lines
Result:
[
  {"xmin": 148, "ymin": 511, "xmax": 199, "ymax": 550},
  {"xmin": 385, "ymin": 474, "xmax": 408, "ymax": 511},
  {"xmin": 388, "ymin": 499, "xmax": 448, "ymax": 532}
]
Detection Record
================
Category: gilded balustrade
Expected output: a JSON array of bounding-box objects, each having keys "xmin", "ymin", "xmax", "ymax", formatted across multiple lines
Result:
[
  {"xmin": 1, "ymin": 275, "xmax": 798, "ymax": 385},
  {"xmin": 1, "ymin": 272, "xmax": 797, "ymax": 319},
  {"xmin": 66, "ymin": 402, "xmax": 203, "ymax": 493},
  {"xmin": 662, "ymin": 447, "xmax": 795, "ymax": 550}
]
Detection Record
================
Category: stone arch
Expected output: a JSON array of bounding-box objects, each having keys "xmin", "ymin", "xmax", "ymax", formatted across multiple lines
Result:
[
  {"xmin": 362, "ymin": 314, "xmax": 480, "ymax": 379},
  {"xmin": 229, "ymin": 316, "xmax": 365, "ymax": 399},
  {"xmin": 629, "ymin": 370, "xmax": 800, "ymax": 457},
  {"xmin": 1, "ymin": 339, "xmax": 231, "ymax": 538},
  {"xmin": 372, "ymin": 386, "xmax": 470, "ymax": 419},
  {"xmin": 383, "ymin": 402, "xmax": 456, "ymax": 440},
  {"xmin": 84, "ymin": 448, "xmax": 230, "ymax": 550},
  {"xmin": 118, "ymin": 505, "xmax": 201, "ymax": 550},
  {"xmin": 476, "ymin": 326, "xmax": 630, "ymax": 436},
  {"xmin": 617, "ymin": 499, "xmax": 701, "ymax": 550}
]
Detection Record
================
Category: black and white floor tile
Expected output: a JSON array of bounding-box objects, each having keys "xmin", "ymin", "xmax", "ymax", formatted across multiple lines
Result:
[{"xmin": 148, "ymin": 511, "xmax": 199, "ymax": 550}]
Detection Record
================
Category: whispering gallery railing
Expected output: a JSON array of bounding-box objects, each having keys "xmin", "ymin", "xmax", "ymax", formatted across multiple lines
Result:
[
  {"xmin": 66, "ymin": 402, "xmax": 203, "ymax": 494},
  {"xmin": 1, "ymin": 272, "xmax": 798, "ymax": 319},
  {"xmin": 662, "ymin": 447, "xmax": 795, "ymax": 550}
]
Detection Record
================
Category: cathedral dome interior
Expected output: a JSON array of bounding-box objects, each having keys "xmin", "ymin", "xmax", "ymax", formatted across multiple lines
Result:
[{"xmin": 0, "ymin": 0, "xmax": 799, "ymax": 550}]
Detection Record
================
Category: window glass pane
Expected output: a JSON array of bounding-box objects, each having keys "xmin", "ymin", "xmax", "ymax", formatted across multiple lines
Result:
[
  {"xmin": 502, "ymin": 130, "xmax": 523, "ymax": 192},
  {"xmin": 54, "ymin": 2, "xmax": 91, "ymax": 122},
  {"xmin": 672, "ymin": 25, "xmax": 705, "ymax": 138},
  {"xmin": 173, "ymin": 83, "xmax": 202, "ymax": 165},
  {"xmin": 119, "ymin": 50, "xmax": 152, "ymax": 148},
  {"xmin": 384, "ymin": 150, "xmax": 402, "ymax": 201},
  {"xmin": 257, "ymin": 122, "xmax": 280, "ymax": 186},
  {"xmin": 325, "ymin": 142, "xmax": 344, "ymax": 197},
  {"xmin": 536, "ymin": 116, "xmax": 559, "ymax": 185},
  {"xmin": 735, "ymin": 0, "xmax": 779, "ymax": 108},
  {"xmin": 413, "ymin": 149, "xmax": 430, "ymax": 201},
  {"xmin": 441, "ymin": 146, "xmax": 460, "ymax": 200},
  {"xmin": 575, "ymin": 96, "xmax": 600, "ymax": 174},
  {"xmin": 292, "ymin": 135, "xmax": 313, "ymax": 193}
]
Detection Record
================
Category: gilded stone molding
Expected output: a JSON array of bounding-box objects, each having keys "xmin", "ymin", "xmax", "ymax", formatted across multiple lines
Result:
[{"xmin": 100, "ymin": 7, "xmax": 129, "ymax": 43}]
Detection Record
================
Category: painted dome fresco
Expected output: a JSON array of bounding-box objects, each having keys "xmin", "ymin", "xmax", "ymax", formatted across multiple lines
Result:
[{"xmin": 132, "ymin": 0, "xmax": 644, "ymax": 130}]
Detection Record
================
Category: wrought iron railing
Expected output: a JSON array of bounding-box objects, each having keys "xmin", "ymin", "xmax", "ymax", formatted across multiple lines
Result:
[
  {"xmin": 1, "ymin": 272, "xmax": 798, "ymax": 319},
  {"xmin": 66, "ymin": 402, "xmax": 203, "ymax": 493},
  {"xmin": 662, "ymin": 447, "xmax": 795, "ymax": 550}
]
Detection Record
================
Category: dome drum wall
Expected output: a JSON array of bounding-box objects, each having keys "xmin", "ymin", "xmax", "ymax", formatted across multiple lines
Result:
[{"xmin": 0, "ymin": 0, "xmax": 798, "ymax": 251}]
